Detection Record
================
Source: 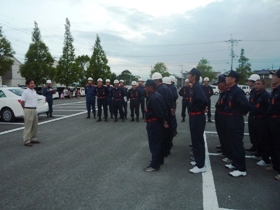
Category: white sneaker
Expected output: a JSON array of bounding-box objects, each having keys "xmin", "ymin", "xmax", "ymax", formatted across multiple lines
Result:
[
  {"xmin": 190, "ymin": 161, "xmax": 196, "ymax": 166},
  {"xmin": 229, "ymin": 170, "xmax": 247, "ymax": 177},
  {"xmin": 225, "ymin": 164, "xmax": 235, "ymax": 169},
  {"xmin": 189, "ymin": 166, "xmax": 206, "ymax": 174},
  {"xmin": 256, "ymin": 160, "xmax": 270, "ymax": 166},
  {"xmin": 222, "ymin": 157, "xmax": 232, "ymax": 163}
]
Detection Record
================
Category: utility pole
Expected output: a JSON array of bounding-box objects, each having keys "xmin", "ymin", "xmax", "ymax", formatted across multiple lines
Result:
[{"xmin": 225, "ymin": 34, "xmax": 242, "ymax": 70}]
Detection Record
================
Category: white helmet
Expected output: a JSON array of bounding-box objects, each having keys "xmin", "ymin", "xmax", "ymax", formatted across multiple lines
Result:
[
  {"xmin": 97, "ymin": 78, "xmax": 103, "ymax": 82},
  {"xmin": 151, "ymin": 72, "xmax": 162, "ymax": 80},
  {"xmin": 46, "ymin": 79, "xmax": 52, "ymax": 84},
  {"xmin": 114, "ymin": 80, "xmax": 119, "ymax": 84},
  {"xmin": 88, "ymin": 77, "xmax": 93, "ymax": 81},
  {"xmin": 199, "ymin": 76, "xmax": 203, "ymax": 83},
  {"xmin": 169, "ymin": 75, "xmax": 176, "ymax": 83},
  {"xmin": 248, "ymin": 74, "xmax": 260, "ymax": 81},
  {"xmin": 162, "ymin": 77, "xmax": 171, "ymax": 85},
  {"xmin": 204, "ymin": 77, "xmax": 209, "ymax": 82},
  {"xmin": 131, "ymin": 81, "xmax": 137, "ymax": 86},
  {"xmin": 138, "ymin": 78, "xmax": 143, "ymax": 82},
  {"xmin": 120, "ymin": 79, "xmax": 124, "ymax": 83},
  {"xmin": 105, "ymin": 79, "xmax": 110, "ymax": 83},
  {"xmin": 185, "ymin": 79, "xmax": 189, "ymax": 83}
]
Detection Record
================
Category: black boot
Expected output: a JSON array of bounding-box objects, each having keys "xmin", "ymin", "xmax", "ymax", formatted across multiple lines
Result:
[
  {"xmin": 130, "ymin": 117, "xmax": 135, "ymax": 122},
  {"xmin": 208, "ymin": 117, "xmax": 213, "ymax": 123},
  {"xmin": 136, "ymin": 117, "xmax": 139, "ymax": 122},
  {"xmin": 86, "ymin": 115, "xmax": 90, "ymax": 119},
  {"xmin": 181, "ymin": 117, "xmax": 185, "ymax": 122},
  {"xmin": 105, "ymin": 118, "xmax": 108, "ymax": 122},
  {"xmin": 114, "ymin": 118, "xmax": 118, "ymax": 122},
  {"xmin": 122, "ymin": 118, "xmax": 125, "ymax": 122},
  {"xmin": 97, "ymin": 118, "xmax": 102, "ymax": 122},
  {"xmin": 94, "ymin": 114, "xmax": 96, "ymax": 119}
]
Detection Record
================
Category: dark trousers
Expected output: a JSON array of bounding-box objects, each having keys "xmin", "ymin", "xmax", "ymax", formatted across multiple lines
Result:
[
  {"xmin": 86, "ymin": 96, "xmax": 96, "ymax": 116},
  {"xmin": 97, "ymin": 98, "xmax": 108, "ymax": 119},
  {"xmin": 113, "ymin": 100, "xmax": 124, "ymax": 119},
  {"xmin": 225, "ymin": 115, "xmax": 246, "ymax": 172},
  {"xmin": 268, "ymin": 117, "xmax": 280, "ymax": 172},
  {"xmin": 254, "ymin": 117, "xmax": 270, "ymax": 163},
  {"xmin": 248, "ymin": 113, "xmax": 257, "ymax": 149},
  {"xmin": 215, "ymin": 111, "xmax": 231, "ymax": 159},
  {"xmin": 189, "ymin": 114, "xmax": 206, "ymax": 168},
  {"xmin": 107, "ymin": 97, "xmax": 113, "ymax": 116},
  {"xmin": 123, "ymin": 101, "xmax": 127, "ymax": 117},
  {"xmin": 46, "ymin": 99, "xmax": 53, "ymax": 116},
  {"xmin": 130, "ymin": 100, "xmax": 139, "ymax": 118},
  {"xmin": 162, "ymin": 117, "xmax": 172, "ymax": 158},
  {"xmin": 207, "ymin": 99, "xmax": 211, "ymax": 118},
  {"xmin": 181, "ymin": 99, "xmax": 189, "ymax": 118},
  {"xmin": 140, "ymin": 97, "xmax": 145, "ymax": 115},
  {"xmin": 147, "ymin": 121, "xmax": 163, "ymax": 169}
]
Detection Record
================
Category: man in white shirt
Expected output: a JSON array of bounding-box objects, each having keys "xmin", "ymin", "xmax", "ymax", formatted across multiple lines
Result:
[{"xmin": 21, "ymin": 79, "xmax": 40, "ymax": 147}]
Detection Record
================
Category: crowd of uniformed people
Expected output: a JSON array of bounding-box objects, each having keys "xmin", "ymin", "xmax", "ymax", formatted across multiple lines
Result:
[{"xmin": 39, "ymin": 68, "xmax": 280, "ymax": 180}]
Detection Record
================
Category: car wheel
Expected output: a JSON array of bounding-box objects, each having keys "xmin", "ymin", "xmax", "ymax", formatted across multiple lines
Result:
[
  {"xmin": 215, "ymin": 92, "xmax": 219, "ymax": 95},
  {"xmin": 1, "ymin": 108, "xmax": 16, "ymax": 122}
]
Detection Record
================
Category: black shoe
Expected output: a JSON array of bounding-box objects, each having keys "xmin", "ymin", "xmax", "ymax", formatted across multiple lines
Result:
[
  {"xmin": 216, "ymin": 145, "xmax": 222, "ymax": 149},
  {"xmin": 217, "ymin": 149, "xmax": 223, "ymax": 153},
  {"xmin": 94, "ymin": 115, "xmax": 96, "ymax": 119},
  {"xmin": 136, "ymin": 118, "xmax": 139, "ymax": 122},
  {"xmin": 143, "ymin": 167, "xmax": 159, "ymax": 172},
  {"xmin": 50, "ymin": 115, "xmax": 54, "ymax": 118},
  {"xmin": 246, "ymin": 146, "xmax": 256, "ymax": 152},
  {"xmin": 97, "ymin": 118, "xmax": 102, "ymax": 122},
  {"xmin": 251, "ymin": 152, "xmax": 261, "ymax": 157},
  {"xmin": 86, "ymin": 116, "xmax": 90, "ymax": 119},
  {"xmin": 181, "ymin": 118, "xmax": 185, "ymax": 122},
  {"xmin": 105, "ymin": 118, "xmax": 108, "ymax": 122},
  {"xmin": 208, "ymin": 119, "xmax": 213, "ymax": 123},
  {"xmin": 31, "ymin": 140, "xmax": 41, "ymax": 144},
  {"xmin": 189, "ymin": 144, "xmax": 193, "ymax": 147},
  {"xmin": 114, "ymin": 119, "xmax": 118, "ymax": 122},
  {"xmin": 24, "ymin": 143, "xmax": 33, "ymax": 147},
  {"xmin": 46, "ymin": 113, "xmax": 49, "ymax": 117},
  {"xmin": 118, "ymin": 117, "xmax": 122, "ymax": 119},
  {"xmin": 122, "ymin": 119, "xmax": 125, "ymax": 122},
  {"xmin": 130, "ymin": 118, "xmax": 135, "ymax": 122}
]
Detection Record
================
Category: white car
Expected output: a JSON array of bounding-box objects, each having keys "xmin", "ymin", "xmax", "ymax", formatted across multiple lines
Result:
[
  {"xmin": 210, "ymin": 85, "xmax": 220, "ymax": 95},
  {"xmin": 0, "ymin": 87, "xmax": 49, "ymax": 122},
  {"xmin": 238, "ymin": 85, "xmax": 251, "ymax": 95}
]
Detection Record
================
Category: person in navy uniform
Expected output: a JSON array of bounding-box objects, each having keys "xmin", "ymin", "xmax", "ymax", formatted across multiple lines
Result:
[
  {"xmin": 214, "ymin": 75, "xmax": 231, "ymax": 163},
  {"xmin": 169, "ymin": 76, "xmax": 178, "ymax": 137},
  {"xmin": 137, "ymin": 78, "xmax": 146, "ymax": 119},
  {"xmin": 250, "ymin": 79, "xmax": 270, "ymax": 166},
  {"xmin": 143, "ymin": 79, "xmax": 168, "ymax": 172},
  {"xmin": 105, "ymin": 79, "xmax": 114, "ymax": 119},
  {"xmin": 202, "ymin": 77, "xmax": 214, "ymax": 122},
  {"xmin": 152, "ymin": 72, "xmax": 173, "ymax": 161},
  {"xmin": 267, "ymin": 69, "xmax": 280, "ymax": 181},
  {"xmin": 85, "ymin": 77, "xmax": 96, "ymax": 119},
  {"xmin": 187, "ymin": 68, "xmax": 208, "ymax": 174},
  {"xmin": 95, "ymin": 78, "xmax": 109, "ymax": 122},
  {"xmin": 222, "ymin": 70, "xmax": 251, "ymax": 177},
  {"xmin": 179, "ymin": 79, "xmax": 191, "ymax": 122},
  {"xmin": 246, "ymin": 74, "xmax": 261, "ymax": 153},
  {"xmin": 119, "ymin": 80, "xmax": 128, "ymax": 119},
  {"xmin": 111, "ymin": 80, "xmax": 125, "ymax": 122},
  {"xmin": 127, "ymin": 81, "xmax": 141, "ymax": 122},
  {"xmin": 43, "ymin": 79, "xmax": 55, "ymax": 117}
]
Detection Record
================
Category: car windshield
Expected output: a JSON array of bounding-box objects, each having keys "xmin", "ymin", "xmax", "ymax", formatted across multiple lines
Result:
[{"xmin": 8, "ymin": 88, "xmax": 24, "ymax": 96}]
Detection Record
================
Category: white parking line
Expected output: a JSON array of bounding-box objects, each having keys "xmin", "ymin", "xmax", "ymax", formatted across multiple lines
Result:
[
  {"xmin": 205, "ymin": 131, "xmax": 249, "ymax": 136},
  {"xmin": 0, "ymin": 111, "xmax": 87, "ymax": 136},
  {"xmin": 0, "ymin": 122, "xmax": 24, "ymax": 125},
  {"xmin": 209, "ymin": 153, "xmax": 261, "ymax": 159}
]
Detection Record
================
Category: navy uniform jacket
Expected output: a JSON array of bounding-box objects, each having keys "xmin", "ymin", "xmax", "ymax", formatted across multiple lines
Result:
[
  {"xmin": 43, "ymin": 86, "xmax": 53, "ymax": 101},
  {"xmin": 189, "ymin": 82, "xmax": 208, "ymax": 112},
  {"xmin": 85, "ymin": 85, "xmax": 96, "ymax": 96},
  {"xmin": 179, "ymin": 86, "xmax": 191, "ymax": 99},
  {"xmin": 120, "ymin": 86, "xmax": 128, "ymax": 97},
  {"xmin": 111, "ymin": 87, "xmax": 124, "ymax": 100},
  {"xmin": 223, "ymin": 84, "xmax": 251, "ymax": 115},
  {"xmin": 128, "ymin": 89, "xmax": 141, "ymax": 101},
  {"xmin": 157, "ymin": 83, "xmax": 174, "ymax": 110},
  {"xmin": 215, "ymin": 91, "xmax": 227, "ymax": 112},
  {"xmin": 96, "ymin": 86, "xmax": 108, "ymax": 98},
  {"xmin": 267, "ymin": 85, "xmax": 280, "ymax": 116},
  {"xmin": 146, "ymin": 91, "xmax": 166, "ymax": 124},
  {"xmin": 137, "ymin": 85, "xmax": 145, "ymax": 98},
  {"xmin": 251, "ymin": 90, "xmax": 270, "ymax": 116},
  {"xmin": 169, "ymin": 83, "xmax": 178, "ymax": 101},
  {"xmin": 249, "ymin": 88, "xmax": 257, "ymax": 105},
  {"xmin": 106, "ymin": 85, "xmax": 113, "ymax": 98},
  {"xmin": 202, "ymin": 85, "xmax": 214, "ymax": 99}
]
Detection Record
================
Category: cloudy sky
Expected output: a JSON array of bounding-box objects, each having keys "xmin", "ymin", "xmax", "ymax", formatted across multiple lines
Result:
[{"xmin": 0, "ymin": 0, "xmax": 279, "ymax": 79}]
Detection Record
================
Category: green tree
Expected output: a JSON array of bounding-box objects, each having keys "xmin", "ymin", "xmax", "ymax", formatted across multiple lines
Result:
[
  {"xmin": 196, "ymin": 58, "xmax": 215, "ymax": 82},
  {"xmin": 0, "ymin": 26, "xmax": 15, "ymax": 77},
  {"xmin": 20, "ymin": 22, "xmax": 54, "ymax": 86},
  {"xmin": 117, "ymin": 70, "xmax": 138, "ymax": 85},
  {"xmin": 56, "ymin": 18, "xmax": 78, "ymax": 86},
  {"xmin": 236, "ymin": 48, "xmax": 251, "ymax": 84},
  {"xmin": 150, "ymin": 62, "xmax": 170, "ymax": 78},
  {"xmin": 110, "ymin": 72, "xmax": 117, "ymax": 84},
  {"xmin": 75, "ymin": 55, "xmax": 90, "ymax": 86},
  {"xmin": 88, "ymin": 35, "xmax": 111, "ymax": 82}
]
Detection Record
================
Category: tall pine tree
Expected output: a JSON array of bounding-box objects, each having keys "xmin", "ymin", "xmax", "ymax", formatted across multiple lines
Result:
[
  {"xmin": 88, "ymin": 35, "xmax": 111, "ymax": 82},
  {"xmin": 0, "ymin": 26, "xmax": 15, "ymax": 77},
  {"xmin": 236, "ymin": 48, "xmax": 251, "ymax": 85},
  {"xmin": 20, "ymin": 21, "xmax": 54, "ymax": 86},
  {"xmin": 75, "ymin": 55, "xmax": 90, "ymax": 86},
  {"xmin": 56, "ymin": 18, "xmax": 78, "ymax": 86}
]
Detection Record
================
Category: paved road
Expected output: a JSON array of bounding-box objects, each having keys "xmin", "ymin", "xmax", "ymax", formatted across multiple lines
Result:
[{"xmin": 1, "ymin": 96, "xmax": 279, "ymax": 210}]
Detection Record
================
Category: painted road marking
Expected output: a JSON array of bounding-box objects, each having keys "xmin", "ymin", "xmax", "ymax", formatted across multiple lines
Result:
[{"xmin": 205, "ymin": 131, "xmax": 249, "ymax": 136}]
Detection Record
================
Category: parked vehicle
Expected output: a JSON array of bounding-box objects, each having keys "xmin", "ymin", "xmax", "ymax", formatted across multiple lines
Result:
[
  {"xmin": 0, "ymin": 87, "xmax": 48, "ymax": 122},
  {"xmin": 238, "ymin": 85, "xmax": 251, "ymax": 95},
  {"xmin": 210, "ymin": 85, "xmax": 220, "ymax": 95}
]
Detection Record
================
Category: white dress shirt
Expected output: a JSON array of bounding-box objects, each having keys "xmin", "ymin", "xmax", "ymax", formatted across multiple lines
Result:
[{"xmin": 21, "ymin": 88, "xmax": 37, "ymax": 107}]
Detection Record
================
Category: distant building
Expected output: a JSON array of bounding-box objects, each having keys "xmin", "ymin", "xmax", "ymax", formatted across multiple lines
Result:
[{"xmin": 1, "ymin": 57, "xmax": 25, "ymax": 87}]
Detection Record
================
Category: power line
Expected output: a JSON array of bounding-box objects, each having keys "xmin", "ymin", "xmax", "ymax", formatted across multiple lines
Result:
[{"xmin": 225, "ymin": 34, "xmax": 241, "ymax": 70}]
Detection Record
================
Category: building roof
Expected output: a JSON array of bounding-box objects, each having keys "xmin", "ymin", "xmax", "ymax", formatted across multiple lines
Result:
[{"xmin": 253, "ymin": 69, "xmax": 270, "ymax": 75}]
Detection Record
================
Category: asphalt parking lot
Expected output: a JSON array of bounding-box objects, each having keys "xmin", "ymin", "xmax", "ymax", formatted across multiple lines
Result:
[{"xmin": 0, "ymin": 95, "xmax": 279, "ymax": 210}]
